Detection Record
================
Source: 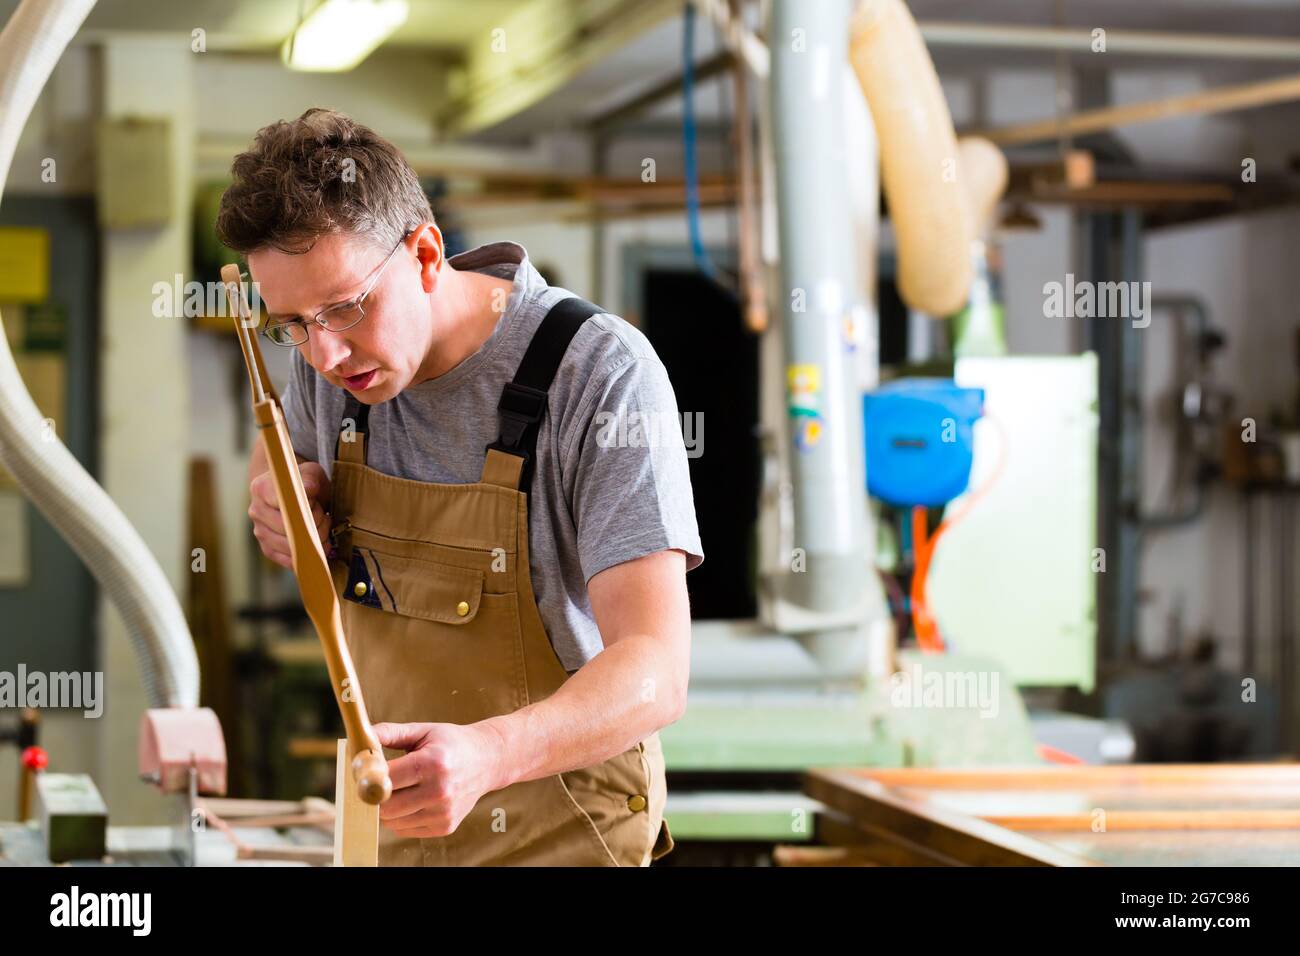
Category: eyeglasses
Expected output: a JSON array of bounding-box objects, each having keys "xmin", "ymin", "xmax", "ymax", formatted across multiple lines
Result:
[{"xmin": 260, "ymin": 232, "xmax": 410, "ymax": 347}]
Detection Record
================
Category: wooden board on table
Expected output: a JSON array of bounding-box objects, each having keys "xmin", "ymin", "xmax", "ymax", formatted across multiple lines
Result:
[
  {"xmin": 334, "ymin": 739, "xmax": 379, "ymax": 867},
  {"xmin": 807, "ymin": 769, "xmax": 1094, "ymax": 866},
  {"xmin": 805, "ymin": 764, "xmax": 1300, "ymax": 867}
]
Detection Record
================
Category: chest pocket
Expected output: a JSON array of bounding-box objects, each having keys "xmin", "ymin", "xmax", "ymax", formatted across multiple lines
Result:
[{"xmin": 343, "ymin": 546, "xmax": 485, "ymax": 625}]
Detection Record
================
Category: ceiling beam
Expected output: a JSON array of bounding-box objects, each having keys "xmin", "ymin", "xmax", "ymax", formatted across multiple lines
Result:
[
  {"xmin": 436, "ymin": 0, "xmax": 683, "ymax": 138},
  {"xmin": 586, "ymin": 49, "xmax": 734, "ymax": 131},
  {"xmin": 920, "ymin": 23, "xmax": 1300, "ymax": 62}
]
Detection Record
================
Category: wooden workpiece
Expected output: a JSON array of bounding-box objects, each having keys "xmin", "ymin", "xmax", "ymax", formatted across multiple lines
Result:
[
  {"xmin": 221, "ymin": 265, "xmax": 390, "ymax": 865},
  {"xmin": 334, "ymin": 739, "xmax": 379, "ymax": 867}
]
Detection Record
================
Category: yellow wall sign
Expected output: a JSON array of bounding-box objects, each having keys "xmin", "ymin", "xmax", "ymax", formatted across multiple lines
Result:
[{"xmin": 0, "ymin": 227, "xmax": 51, "ymax": 303}]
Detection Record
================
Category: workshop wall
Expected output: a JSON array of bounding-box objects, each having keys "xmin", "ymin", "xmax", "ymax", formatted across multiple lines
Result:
[{"xmin": 1141, "ymin": 206, "xmax": 1300, "ymax": 670}]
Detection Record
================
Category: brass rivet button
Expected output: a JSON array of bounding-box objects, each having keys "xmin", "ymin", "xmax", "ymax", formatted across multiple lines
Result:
[
  {"xmin": 456, "ymin": 601, "xmax": 470, "ymax": 617},
  {"xmin": 353, "ymin": 582, "xmax": 368, "ymax": 598},
  {"xmin": 627, "ymin": 794, "xmax": 647, "ymax": 813}
]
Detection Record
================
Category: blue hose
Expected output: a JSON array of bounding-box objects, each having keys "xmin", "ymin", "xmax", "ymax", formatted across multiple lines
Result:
[{"xmin": 682, "ymin": 3, "xmax": 715, "ymax": 278}]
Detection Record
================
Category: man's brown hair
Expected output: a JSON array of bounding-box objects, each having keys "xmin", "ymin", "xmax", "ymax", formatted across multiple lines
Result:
[{"xmin": 215, "ymin": 108, "xmax": 433, "ymax": 255}]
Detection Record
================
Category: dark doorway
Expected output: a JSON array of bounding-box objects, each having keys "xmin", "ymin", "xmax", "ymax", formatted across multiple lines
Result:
[{"xmin": 641, "ymin": 269, "xmax": 760, "ymax": 619}]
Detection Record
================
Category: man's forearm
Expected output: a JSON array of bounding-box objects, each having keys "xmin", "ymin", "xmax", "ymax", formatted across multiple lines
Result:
[{"xmin": 479, "ymin": 633, "xmax": 684, "ymax": 791}]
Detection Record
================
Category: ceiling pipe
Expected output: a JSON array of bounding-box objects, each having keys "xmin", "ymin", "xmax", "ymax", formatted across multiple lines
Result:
[
  {"xmin": 691, "ymin": 5, "xmax": 1300, "ymax": 78},
  {"xmin": 920, "ymin": 22, "xmax": 1300, "ymax": 62}
]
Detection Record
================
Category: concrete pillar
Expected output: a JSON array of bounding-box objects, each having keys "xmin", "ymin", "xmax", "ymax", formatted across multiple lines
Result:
[{"xmin": 96, "ymin": 37, "xmax": 193, "ymax": 823}]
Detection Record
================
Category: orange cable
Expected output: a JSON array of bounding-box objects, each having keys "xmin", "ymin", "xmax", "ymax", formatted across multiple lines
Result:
[{"xmin": 909, "ymin": 413, "xmax": 1009, "ymax": 655}]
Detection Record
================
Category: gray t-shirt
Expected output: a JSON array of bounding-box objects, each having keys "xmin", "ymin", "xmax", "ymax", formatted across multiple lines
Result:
[{"xmin": 282, "ymin": 241, "xmax": 704, "ymax": 671}]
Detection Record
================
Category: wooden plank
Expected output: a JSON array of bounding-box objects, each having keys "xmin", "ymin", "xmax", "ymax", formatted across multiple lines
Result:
[
  {"xmin": 816, "ymin": 811, "xmax": 961, "ymax": 866},
  {"xmin": 1034, "ymin": 182, "xmax": 1235, "ymax": 206},
  {"xmin": 773, "ymin": 846, "xmax": 881, "ymax": 867},
  {"xmin": 187, "ymin": 457, "xmax": 240, "ymax": 787},
  {"xmin": 1003, "ymin": 152, "xmax": 1237, "ymax": 210},
  {"xmin": 978, "ymin": 71, "xmax": 1300, "ymax": 146},
  {"xmin": 894, "ymin": 784, "xmax": 1300, "ymax": 816},
  {"xmin": 1033, "ymin": 829, "xmax": 1300, "ymax": 867},
  {"xmin": 238, "ymin": 845, "xmax": 333, "ymax": 865},
  {"xmin": 288, "ymin": 736, "xmax": 342, "ymax": 760},
  {"xmin": 443, "ymin": 175, "xmax": 739, "ymax": 209},
  {"xmin": 1006, "ymin": 150, "xmax": 1095, "ymax": 194},
  {"xmin": 806, "ymin": 769, "xmax": 1098, "ymax": 867},
  {"xmin": 850, "ymin": 763, "xmax": 1300, "ymax": 790},
  {"xmin": 990, "ymin": 809, "xmax": 1300, "ymax": 832},
  {"xmin": 302, "ymin": 796, "xmax": 335, "ymax": 816},
  {"xmin": 221, "ymin": 811, "xmax": 334, "ymax": 831},
  {"xmin": 199, "ymin": 797, "xmax": 307, "ymax": 818},
  {"xmin": 333, "ymin": 739, "xmax": 378, "ymax": 868}
]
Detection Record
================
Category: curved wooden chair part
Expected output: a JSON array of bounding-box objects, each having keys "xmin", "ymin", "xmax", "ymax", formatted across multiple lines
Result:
[{"xmin": 221, "ymin": 264, "xmax": 391, "ymax": 808}]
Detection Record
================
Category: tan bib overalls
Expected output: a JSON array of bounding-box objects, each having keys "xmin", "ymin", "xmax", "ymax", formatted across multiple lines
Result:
[{"xmin": 326, "ymin": 297, "xmax": 673, "ymax": 866}]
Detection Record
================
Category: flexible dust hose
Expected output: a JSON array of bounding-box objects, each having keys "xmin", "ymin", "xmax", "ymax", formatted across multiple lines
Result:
[
  {"xmin": 956, "ymin": 136, "xmax": 1009, "ymax": 238},
  {"xmin": 0, "ymin": 0, "xmax": 199, "ymax": 709},
  {"xmin": 850, "ymin": 0, "xmax": 974, "ymax": 317}
]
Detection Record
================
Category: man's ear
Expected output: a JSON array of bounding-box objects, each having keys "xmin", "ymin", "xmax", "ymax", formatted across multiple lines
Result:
[{"xmin": 413, "ymin": 222, "xmax": 445, "ymax": 293}]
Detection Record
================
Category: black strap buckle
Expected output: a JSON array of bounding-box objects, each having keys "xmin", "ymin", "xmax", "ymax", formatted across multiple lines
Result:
[{"xmin": 492, "ymin": 381, "xmax": 548, "ymax": 451}]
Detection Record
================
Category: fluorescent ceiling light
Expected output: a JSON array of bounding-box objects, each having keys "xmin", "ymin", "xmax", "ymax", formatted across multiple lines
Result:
[{"xmin": 282, "ymin": 0, "xmax": 409, "ymax": 72}]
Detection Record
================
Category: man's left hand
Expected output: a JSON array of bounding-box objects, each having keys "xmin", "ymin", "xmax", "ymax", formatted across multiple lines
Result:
[{"xmin": 373, "ymin": 721, "xmax": 508, "ymax": 838}]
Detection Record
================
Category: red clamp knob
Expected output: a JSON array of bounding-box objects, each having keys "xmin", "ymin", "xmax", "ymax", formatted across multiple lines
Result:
[{"xmin": 21, "ymin": 746, "xmax": 48, "ymax": 771}]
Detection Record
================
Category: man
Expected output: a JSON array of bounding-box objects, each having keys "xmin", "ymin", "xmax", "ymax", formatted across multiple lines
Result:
[{"xmin": 218, "ymin": 108, "xmax": 702, "ymax": 866}]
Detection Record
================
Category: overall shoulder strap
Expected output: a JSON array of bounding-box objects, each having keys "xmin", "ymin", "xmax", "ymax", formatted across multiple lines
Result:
[
  {"xmin": 484, "ymin": 296, "xmax": 603, "ymax": 494},
  {"xmin": 336, "ymin": 394, "xmax": 372, "ymax": 464}
]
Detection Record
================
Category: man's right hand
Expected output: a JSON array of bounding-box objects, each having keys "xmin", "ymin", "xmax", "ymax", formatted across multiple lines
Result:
[{"xmin": 249, "ymin": 461, "xmax": 333, "ymax": 569}]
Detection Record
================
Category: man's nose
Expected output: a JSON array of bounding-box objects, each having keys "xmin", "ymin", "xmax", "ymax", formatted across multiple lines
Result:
[{"xmin": 305, "ymin": 326, "xmax": 350, "ymax": 373}]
